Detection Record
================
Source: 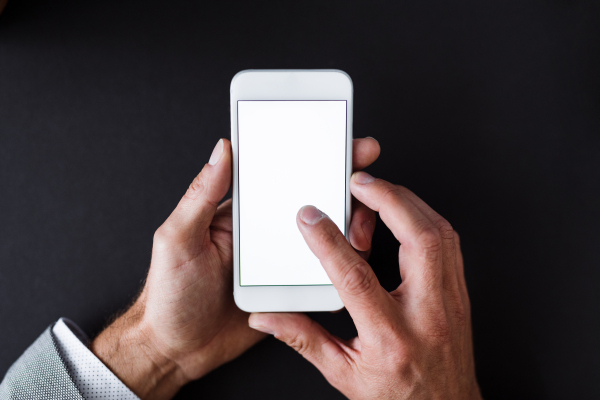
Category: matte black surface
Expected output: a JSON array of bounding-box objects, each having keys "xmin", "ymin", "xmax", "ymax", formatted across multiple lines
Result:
[{"xmin": 1, "ymin": 1, "xmax": 599, "ymax": 399}]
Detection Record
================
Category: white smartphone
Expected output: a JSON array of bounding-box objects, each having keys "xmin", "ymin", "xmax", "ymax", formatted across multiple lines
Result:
[{"xmin": 230, "ymin": 70, "xmax": 353, "ymax": 312}]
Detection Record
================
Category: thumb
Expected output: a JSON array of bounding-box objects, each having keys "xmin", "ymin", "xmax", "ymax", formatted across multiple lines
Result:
[
  {"xmin": 248, "ymin": 313, "xmax": 351, "ymax": 383},
  {"xmin": 164, "ymin": 139, "xmax": 232, "ymax": 241}
]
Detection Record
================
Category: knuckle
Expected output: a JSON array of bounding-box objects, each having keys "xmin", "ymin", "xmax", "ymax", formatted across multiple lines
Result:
[
  {"xmin": 435, "ymin": 218, "xmax": 454, "ymax": 240},
  {"xmin": 153, "ymin": 224, "xmax": 176, "ymax": 252},
  {"xmin": 379, "ymin": 184, "xmax": 402, "ymax": 206},
  {"xmin": 392, "ymin": 348, "xmax": 416, "ymax": 377},
  {"xmin": 415, "ymin": 224, "xmax": 443, "ymax": 259},
  {"xmin": 395, "ymin": 184, "xmax": 410, "ymax": 193},
  {"xmin": 339, "ymin": 259, "xmax": 376, "ymax": 297},
  {"xmin": 453, "ymin": 230, "xmax": 460, "ymax": 244},
  {"xmin": 153, "ymin": 224, "xmax": 171, "ymax": 244},
  {"xmin": 184, "ymin": 173, "xmax": 207, "ymax": 201},
  {"xmin": 286, "ymin": 331, "xmax": 310, "ymax": 355}
]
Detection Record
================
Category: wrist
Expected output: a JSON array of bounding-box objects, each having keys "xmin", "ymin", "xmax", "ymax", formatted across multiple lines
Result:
[{"xmin": 91, "ymin": 299, "xmax": 188, "ymax": 400}]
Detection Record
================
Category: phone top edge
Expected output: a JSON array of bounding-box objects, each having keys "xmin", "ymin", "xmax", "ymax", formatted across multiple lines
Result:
[{"xmin": 231, "ymin": 69, "xmax": 353, "ymax": 93}]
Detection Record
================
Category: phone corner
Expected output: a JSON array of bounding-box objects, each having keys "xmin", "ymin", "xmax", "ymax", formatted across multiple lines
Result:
[
  {"xmin": 331, "ymin": 296, "xmax": 345, "ymax": 312},
  {"xmin": 329, "ymin": 69, "xmax": 353, "ymax": 92},
  {"xmin": 230, "ymin": 70, "xmax": 254, "ymax": 92},
  {"xmin": 329, "ymin": 304, "xmax": 345, "ymax": 313},
  {"xmin": 233, "ymin": 290, "xmax": 253, "ymax": 313}
]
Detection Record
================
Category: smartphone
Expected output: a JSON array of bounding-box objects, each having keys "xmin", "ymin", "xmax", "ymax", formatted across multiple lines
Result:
[{"xmin": 231, "ymin": 70, "xmax": 352, "ymax": 312}]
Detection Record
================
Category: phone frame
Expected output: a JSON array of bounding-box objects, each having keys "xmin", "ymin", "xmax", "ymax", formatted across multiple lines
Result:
[{"xmin": 230, "ymin": 70, "xmax": 353, "ymax": 312}]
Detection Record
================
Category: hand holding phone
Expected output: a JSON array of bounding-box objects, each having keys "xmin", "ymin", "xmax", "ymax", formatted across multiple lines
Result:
[{"xmin": 249, "ymin": 174, "xmax": 482, "ymax": 400}]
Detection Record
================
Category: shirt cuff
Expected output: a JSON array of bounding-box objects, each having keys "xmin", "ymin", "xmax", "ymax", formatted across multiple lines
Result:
[{"xmin": 52, "ymin": 318, "xmax": 140, "ymax": 400}]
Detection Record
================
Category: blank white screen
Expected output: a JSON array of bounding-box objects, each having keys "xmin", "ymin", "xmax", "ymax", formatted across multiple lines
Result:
[{"xmin": 238, "ymin": 101, "xmax": 347, "ymax": 286}]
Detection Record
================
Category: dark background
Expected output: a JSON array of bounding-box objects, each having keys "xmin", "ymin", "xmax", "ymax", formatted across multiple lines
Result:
[{"xmin": 1, "ymin": 0, "xmax": 599, "ymax": 398}]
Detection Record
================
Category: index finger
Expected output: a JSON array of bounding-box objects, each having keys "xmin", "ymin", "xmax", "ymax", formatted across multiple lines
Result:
[
  {"xmin": 296, "ymin": 205, "xmax": 393, "ymax": 341},
  {"xmin": 350, "ymin": 172, "xmax": 446, "ymax": 295},
  {"xmin": 352, "ymin": 137, "xmax": 380, "ymax": 171}
]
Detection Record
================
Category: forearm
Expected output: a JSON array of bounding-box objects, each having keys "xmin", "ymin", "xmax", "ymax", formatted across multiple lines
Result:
[{"xmin": 91, "ymin": 300, "xmax": 187, "ymax": 400}]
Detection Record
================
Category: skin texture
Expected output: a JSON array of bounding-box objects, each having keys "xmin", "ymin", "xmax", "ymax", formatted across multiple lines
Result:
[
  {"xmin": 91, "ymin": 137, "xmax": 381, "ymax": 399},
  {"xmin": 249, "ymin": 172, "xmax": 482, "ymax": 400}
]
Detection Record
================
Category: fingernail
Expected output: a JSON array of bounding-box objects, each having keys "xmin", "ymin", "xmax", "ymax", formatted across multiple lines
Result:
[
  {"xmin": 299, "ymin": 205, "xmax": 326, "ymax": 225},
  {"xmin": 352, "ymin": 171, "xmax": 376, "ymax": 184},
  {"xmin": 249, "ymin": 324, "xmax": 275, "ymax": 335},
  {"xmin": 208, "ymin": 139, "xmax": 223, "ymax": 165},
  {"xmin": 366, "ymin": 136, "xmax": 379, "ymax": 144}
]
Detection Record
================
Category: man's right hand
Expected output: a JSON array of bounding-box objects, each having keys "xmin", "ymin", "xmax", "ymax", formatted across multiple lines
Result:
[{"xmin": 249, "ymin": 172, "xmax": 482, "ymax": 400}]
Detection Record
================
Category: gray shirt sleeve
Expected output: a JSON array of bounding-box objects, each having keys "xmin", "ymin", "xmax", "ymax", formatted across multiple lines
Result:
[{"xmin": 0, "ymin": 323, "xmax": 84, "ymax": 400}]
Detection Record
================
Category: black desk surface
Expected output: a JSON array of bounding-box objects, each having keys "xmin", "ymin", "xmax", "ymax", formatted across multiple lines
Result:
[{"xmin": 1, "ymin": 1, "xmax": 599, "ymax": 398}]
